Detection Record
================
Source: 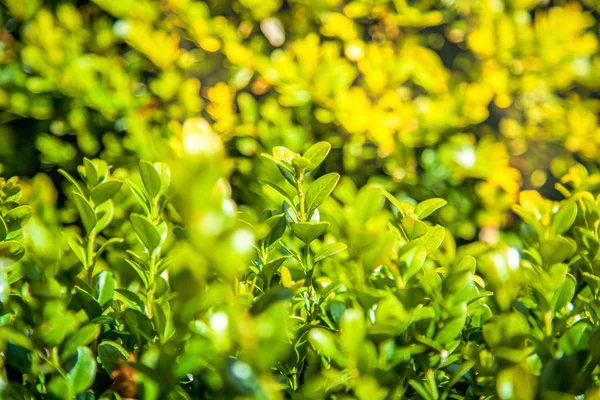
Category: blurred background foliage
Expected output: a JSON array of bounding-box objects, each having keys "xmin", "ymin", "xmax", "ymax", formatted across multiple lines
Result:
[
  {"xmin": 1, "ymin": 0, "xmax": 599, "ymax": 241},
  {"xmin": 2, "ymin": 1, "xmax": 600, "ymax": 400}
]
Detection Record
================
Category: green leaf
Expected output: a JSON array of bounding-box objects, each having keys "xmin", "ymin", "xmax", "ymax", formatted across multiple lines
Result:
[
  {"xmin": 401, "ymin": 245, "xmax": 427, "ymax": 281},
  {"xmin": 98, "ymin": 341, "xmax": 129, "ymax": 373},
  {"xmin": 75, "ymin": 287, "xmax": 102, "ymax": 319},
  {"xmin": 421, "ymin": 225, "xmax": 446, "ymax": 253},
  {"xmin": 0, "ymin": 327, "xmax": 34, "ymax": 350},
  {"xmin": 115, "ymin": 288, "xmax": 145, "ymax": 311},
  {"xmin": 62, "ymin": 324, "xmax": 100, "ymax": 360},
  {"xmin": 127, "ymin": 180, "xmax": 151, "ymax": 215},
  {"xmin": 381, "ymin": 189, "xmax": 414, "ymax": 218},
  {"xmin": 415, "ymin": 198, "xmax": 447, "ymax": 219},
  {"xmin": 153, "ymin": 162, "xmax": 171, "ymax": 196},
  {"xmin": 408, "ymin": 379, "xmax": 435, "ymax": 400},
  {"xmin": 435, "ymin": 315, "xmax": 466, "ymax": 345},
  {"xmin": 305, "ymin": 173, "xmax": 340, "ymax": 215},
  {"xmin": 47, "ymin": 376, "xmax": 72, "ymax": 400},
  {"xmin": 262, "ymin": 257, "xmax": 288, "ymax": 287},
  {"xmin": 140, "ymin": 160, "xmax": 162, "ymax": 198},
  {"xmin": 123, "ymin": 309, "xmax": 155, "ymax": 345},
  {"xmin": 558, "ymin": 322, "xmax": 589, "ymax": 355},
  {"xmin": 292, "ymin": 156, "xmax": 311, "ymax": 171},
  {"xmin": 291, "ymin": 222, "xmax": 330, "ymax": 244},
  {"xmin": 92, "ymin": 199, "xmax": 114, "ymax": 235},
  {"xmin": 95, "ymin": 237, "xmax": 124, "ymax": 261},
  {"xmin": 59, "ymin": 168, "xmax": 86, "ymax": 196},
  {"xmin": 68, "ymin": 237, "xmax": 86, "ymax": 266},
  {"xmin": 130, "ymin": 213, "xmax": 162, "ymax": 252},
  {"xmin": 442, "ymin": 360, "xmax": 475, "ymax": 399},
  {"xmin": 550, "ymin": 202, "xmax": 577, "ymax": 235},
  {"xmin": 153, "ymin": 302, "xmax": 169, "ymax": 340},
  {"xmin": 314, "ymin": 242, "xmax": 347, "ymax": 263},
  {"xmin": 264, "ymin": 214, "xmax": 287, "ymax": 249},
  {"xmin": 2, "ymin": 206, "xmax": 32, "ymax": 232},
  {"xmin": 0, "ymin": 216, "xmax": 7, "ymax": 241},
  {"xmin": 72, "ymin": 192, "xmax": 96, "ymax": 235},
  {"xmin": 0, "ymin": 265, "xmax": 9, "ymax": 303},
  {"xmin": 497, "ymin": 366, "xmax": 536, "ymax": 400},
  {"xmin": 125, "ymin": 259, "xmax": 150, "ymax": 289},
  {"xmin": 308, "ymin": 328, "xmax": 345, "ymax": 365},
  {"xmin": 401, "ymin": 216, "xmax": 428, "ymax": 240},
  {"xmin": 272, "ymin": 146, "xmax": 298, "ymax": 162},
  {"xmin": 303, "ymin": 142, "xmax": 331, "ymax": 172},
  {"xmin": 82, "ymin": 158, "xmax": 98, "ymax": 188},
  {"xmin": 0, "ymin": 241, "xmax": 26, "ymax": 263},
  {"xmin": 551, "ymin": 274, "xmax": 576, "ymax": 312},
  {"xmin": 91, "ymin": 180, "xmax": 123, "ymax": 206},
  {"xmin": 66, "ymin": 346, "xmax": 97, "ymax": 394},
  {"xmin": 96, "ymin": 271, "xmax": 116, "ymax": 307},
  {"xmin": 540, "ymin": 236, "xmax": 576, "ymax": 265}
]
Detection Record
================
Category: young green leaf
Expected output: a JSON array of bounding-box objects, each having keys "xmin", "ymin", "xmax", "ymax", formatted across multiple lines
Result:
[
  {"xmin": 96, "ymin": 271, "xmax": 116, "ymax": 307},
  {"xmin": 550, "ymin": 202, "xmax": 577, "ymax": 235},
  {"xmin": 92, "ymin": 200, "xmax": 115, "ymax": 235},
  {"xmin": 272, "ymin": 146, "xmax": 299, "ymax": 163},
  {"xmin": 66, "ymin": 346, "xmax": 97, "ymax": 394},
  {"xmin": 91, "ymin": 180, "xmax": 123, "ymax": 206},
  {"xmin": 291, "ymin": 222, "xmax": 330, "ymax": 244},
  {"xmin": 0, "ymin": 216, "xmax": 7, "ymax": 241},
  {"xmin": 130, "ymin": 213, "xmax": 162, "ymax": 252},
  {"xmin": 82, "ymin": 158, "xmax": 98, "ymax": 188},
  {"xmin": 381, "ymin": 189, "xmax": 414, "ymax": 218},
  {"xmin": 401, "ymin": 216, "xmax": 428, "ymax": 240},
  {"xmin": 154, "ymin": 162, "xmax": 171, "ymax": 196},
  {"xmin": 139, "ymin": 160, "xmax": 162, "ymax": 198},
  {"xmin": 123, "ymin": 309, "xmax": 155, "ymax": 345},
  {"xmin": 0, "ymin": 240, "xmax": 25, "ymax": 262},
  {"xmin": 540, "ymin": 236, "xmax": 576, "ymax": 265},
  {"xmin": 303, "ymin": 141, "xmax": 331, "ymax": 172},
  {"xmin": 0, "ymin": 266, "xmax": 9, "ymax": 303},
  {"xmin": 127, "ymin": 180, "xmax": 151, "ymax": 215},
  {"xmin": 415, "ymin": 198, "xmax": 447, "ymax": 219},
  {"xmin": 125, "ymin": 259, "xmax": 150, "ymax": 288},
  {"xmin": 59, "ymin": 168, "xmax": 85, "ymax": 195},
  {"xmin": 2, "ymin": 205, "xmax": 32, "ymax": 232},
  {"xmin": 72, "ymin": 193, "xmax": 96, "ymax": 235},
  {"xmin": 305, "ymin": 173, "xmax": 340, "ymax": 215},
  {"xmin": 262, "ymin": 257, "xmax": 288, "ymax": 287},
  {"xmin": 62, "ymin": 324, "xmax": 101, "ymax": 360},
  {"xmin": 314, "ymin": 242, "xmax": 347, "ymax": 263},
  {"xmin": 98, "ymin": 341, "xmax": 129, "ymax": 373}
]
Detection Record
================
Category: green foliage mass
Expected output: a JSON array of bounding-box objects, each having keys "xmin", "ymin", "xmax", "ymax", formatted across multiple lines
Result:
[{"xmin": 1, "ymin": 0, "xmax": 600, "ymax": 399}]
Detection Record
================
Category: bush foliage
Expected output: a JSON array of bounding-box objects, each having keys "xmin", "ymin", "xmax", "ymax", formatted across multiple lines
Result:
[{"xmin": 1, "ymin": 0, "xmax": 600, "ymax": 399}]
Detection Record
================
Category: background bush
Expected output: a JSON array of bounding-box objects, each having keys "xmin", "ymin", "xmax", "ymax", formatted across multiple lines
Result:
[{"xmin": 1, "ymin": 0, "xmax": 600, "ymax": 399}]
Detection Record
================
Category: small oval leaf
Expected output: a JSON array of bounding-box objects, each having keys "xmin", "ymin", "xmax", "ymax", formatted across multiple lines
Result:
[
  {"xmin": 305, "ymin": 173, "xmax": 340, "ymax": 215},
  {"xmin": 140, "ymin": 160, "xmax": 162, "ymax": 198},
  {"xmin": 415, "ymin": 198, "xmax": 447, "ymax": 219},
  {"xmin": 91, "ymin": 180, "xmax": 123, "ymax": 206},
  {"xmin": 314, "ymin": 242, "xmax": 347, "ymax": 263},
  {"xmin": 291, "ymin": 222, "xmax": 330, "ymax": 244},
  {"xmin": 130, "ymin": 213, "xmax": 161, "ymax": 252}
]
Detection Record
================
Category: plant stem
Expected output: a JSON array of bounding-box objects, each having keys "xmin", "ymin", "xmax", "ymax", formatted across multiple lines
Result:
[
  {"xmin": 146, "ymin": 250, "xmax": 158, "ymax": 318},
  {"xmin": 86, "ymin": 233, "xmax": 96, "ymax": 287},
  {"xmin": 297, "ymin": 174, "xmax": 305, "ymax": 221}
]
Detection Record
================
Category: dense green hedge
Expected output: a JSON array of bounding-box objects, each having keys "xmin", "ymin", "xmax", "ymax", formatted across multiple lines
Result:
[{"xmin": 1, "ymin": 0, "xmax": 600, "ymax": 399}]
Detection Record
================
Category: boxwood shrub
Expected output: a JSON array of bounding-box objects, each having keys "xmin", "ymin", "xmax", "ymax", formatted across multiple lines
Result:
[
  {"xmin": 2, "ymin": 133, "xmax": 600, "ymax": 399},
  {"xmin": 2, "ymin": 1, "xmax": 600, "ymax": 399}
]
